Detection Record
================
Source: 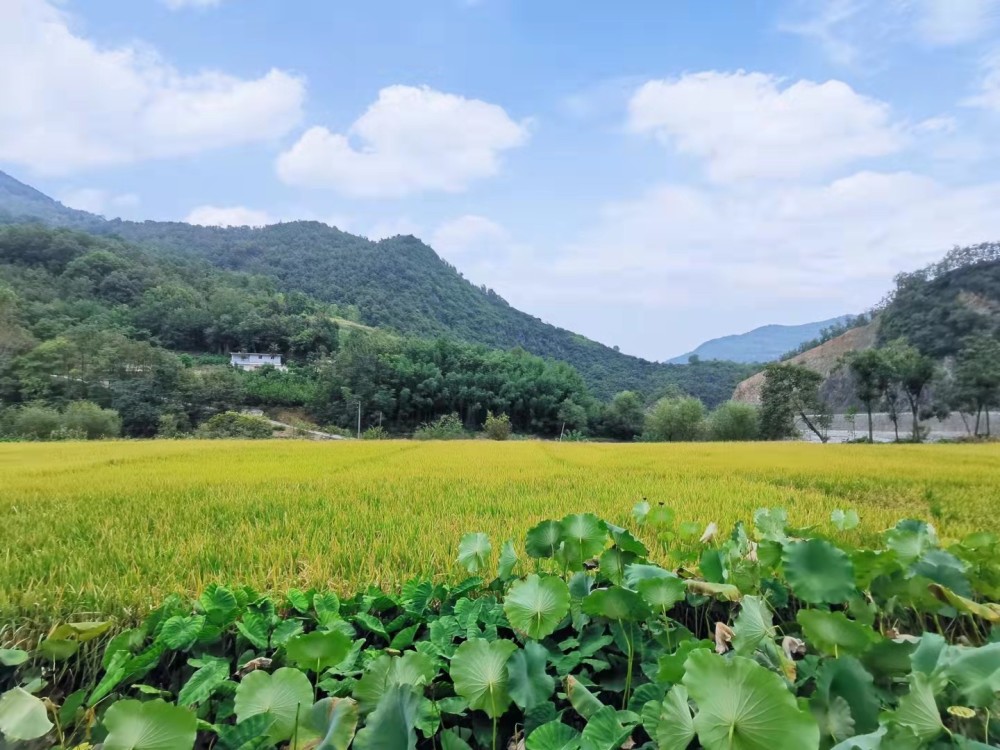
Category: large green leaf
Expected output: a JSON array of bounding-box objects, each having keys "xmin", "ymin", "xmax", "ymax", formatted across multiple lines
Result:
[
  {"xmin": 285, "ymin": 630, "xmax": 352, "ymax": 674},
  {"xmin": 580, "ymin": 705, "xmax": 631, "ymax": 750},
  {"xmin": 581, "ymin": 586, "xmax": 650, "ymax": 622},
  {"xmin": 944, "ymin": 643, "xmax": 1000, "ymax": 707},
  {"xmin": 450, "ymin": 638, "xmax": 518, "ymax": 719},
  {"xmin": 0, "ymin": 649, "xmax": 29, "ymax": 667},
  {"xmin": 682, "ymin": 650, "xmax": 819, "ymax": 750},
  {"xmin": 234, "ymin": 667, "xmax": 313, "ymax": 743},
  {"xmin": 178, "ymin": 656, "xmax": 231, "ymax": 707},
  {"xmin": 893, "ymin": 674, "xmax": 944, "ymax": 742},
  {"xmin": 783, "ymin": 540, "xmax": 856, "ymax": 604},
  {"xmin": 560, "ymin": 513, "xmax": 608, "ymax": 567},
  {"xmin": 565, "ymin": 676, "xmax": 604, "ymax": 720},
  {"xmin": 101, "ymin": 699, "xmax": 197, "ymax": 750},
  {"xmin": 816, "ymin": 656, "xmax": 880, "ymax": 734},
  {"xmin": 797, "ymin": 610, "xmax": 880, "ymax": 657},
  {"xmin": 353, "ymin": 684, "xmax": 420, "ymax": 750},
  {"xmin": 160, "ymin": 615, "xmax": 205, "ymax": 651},
  {"xmin": 0, "ymin": 687, "xmax": 53, "ymax": 741},
  {"xmin": 731, "ymin": 596, "xmax": 774, "ymax": 656},
  {"xmin": 297, "ymin": 697, "xmax": 359, "ymax": 750},
  {"xmin": 457, "ymin": 533, "xmax": 491, "ymax": 574},
  {"xmin": 527, "ymin": 720, "xmax": 582, "ymax": 750},
  {"xmin": 354, "ymin": 652, "xmax": 436, "ymax": 713},
  {"xmin": 507, "ymin": 642, "xmax": 555, "ymax": 711},
  {"xmin": 499, "ymin": 540, "xmax": 519, "ymax": 580},
  {"xmin": 504, "ymin": 574, "xmax": 571, "ymax": 639},
  {"xmin": 651, "ymin": 686, "xmax": 695, "ymax": 750},
  {"xmin": 526, "ymin": 520, "xmax": 564, "ymax": 559}
]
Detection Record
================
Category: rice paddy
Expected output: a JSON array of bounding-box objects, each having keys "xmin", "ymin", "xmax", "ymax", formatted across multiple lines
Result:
[{"xmin": 2, "ymin": 440, "xmax": 998, "ymax": 625}]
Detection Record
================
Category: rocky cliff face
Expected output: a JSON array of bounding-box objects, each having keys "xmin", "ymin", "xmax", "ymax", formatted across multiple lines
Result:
[{"xmin": 732, "ymin": 322, "xmax": 879, "ymax": 405}]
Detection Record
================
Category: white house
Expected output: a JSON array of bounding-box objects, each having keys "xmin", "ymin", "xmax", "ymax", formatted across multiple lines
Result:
[{"xmin": 230, "ymin": 352, "xmax": 287, "ymax": 371}]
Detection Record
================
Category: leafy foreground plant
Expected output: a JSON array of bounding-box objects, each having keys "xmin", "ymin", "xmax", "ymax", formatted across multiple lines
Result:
[{"xmin": 2, "ymin": 505, "xmax": 1000, "ymax": 749}]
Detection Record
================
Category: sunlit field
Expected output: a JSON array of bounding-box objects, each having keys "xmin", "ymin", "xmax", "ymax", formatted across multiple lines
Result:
[{"xmin": 2, "ymin": 440, "xmax": 998, "ymax": 625}]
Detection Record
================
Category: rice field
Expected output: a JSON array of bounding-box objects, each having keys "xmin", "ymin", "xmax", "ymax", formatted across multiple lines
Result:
[{"xmin": 2, "ymin": 440, "xmax": 998, "ymax": 627}]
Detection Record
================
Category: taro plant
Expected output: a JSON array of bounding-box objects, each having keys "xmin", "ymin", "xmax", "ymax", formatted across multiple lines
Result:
[{"xmin": 3, "ymin": 505, "xmax": 1000, "ymax": 749}]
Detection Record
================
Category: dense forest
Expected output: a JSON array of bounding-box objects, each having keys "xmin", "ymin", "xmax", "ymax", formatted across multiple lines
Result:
[
  {"xmin": 0, "ymin": 226, "xmax": 605, "ymax": 437},
  {"xmin": 878, "ymin": 242, "xmax": 1000, "ymax": 358},
  {"xmin": 0, "ymin": 169, "xmax": 755, "ymax": 404}
]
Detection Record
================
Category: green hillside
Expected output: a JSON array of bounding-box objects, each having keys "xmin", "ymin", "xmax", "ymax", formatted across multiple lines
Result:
[
  {"xmin": 878, "ymin": 242, "xmax": 1000, "ymax": 357},
  {"xmin": 0, "ymin": 169, "xmax": 755, "ymax": 404}
]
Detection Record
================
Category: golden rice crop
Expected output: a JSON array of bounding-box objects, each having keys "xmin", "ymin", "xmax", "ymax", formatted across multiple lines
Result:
[{"xmin": 2, "ymin": 440, "xmax": 998, "ymax": 627}]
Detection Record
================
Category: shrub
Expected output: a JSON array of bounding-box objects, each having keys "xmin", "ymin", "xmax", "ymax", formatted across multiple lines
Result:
[
  {"xmin": 643, "ymin": 396, "xmax": 706, "ymax": 441},
  {"xmin": 62, "ymin": 401, "xmax": 121, "ymax": 439},
  {"xmin": 12, "ymin": 404, "xmax": 61, "ymax": 440},
  {"xmin": 362, "ymin": 425, "xmax": 388, "ymax": 440},
  {"xmin": 197, "ymin": 411, "xmax": 275, "ymax": 439},
  {"xmin": 483, "ymin": 411, "xmax": 512, "ymax": 441},
  {"xmin": 413, "ymin": 413, "xmax": 465, "ymax": 440},
  {"xmin": 709, "ymin": 401, "xmax": 760, "ymax": 441}
]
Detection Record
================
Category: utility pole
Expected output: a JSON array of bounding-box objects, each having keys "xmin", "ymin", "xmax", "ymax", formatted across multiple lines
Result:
[{"xmin": 356, "ymin": 401, "xmax": 362, "ymax": 439}]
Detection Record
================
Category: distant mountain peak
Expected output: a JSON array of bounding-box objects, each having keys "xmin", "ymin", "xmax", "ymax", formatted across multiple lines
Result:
[{"xmin": 667, "ymin": 316, "xmax": 853, "ymax": 364}]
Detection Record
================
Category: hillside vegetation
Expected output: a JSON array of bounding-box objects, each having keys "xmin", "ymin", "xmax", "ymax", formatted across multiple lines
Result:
[{"xmin": 0, "ymin": 169, "xmax": 755, "ymax": 404}]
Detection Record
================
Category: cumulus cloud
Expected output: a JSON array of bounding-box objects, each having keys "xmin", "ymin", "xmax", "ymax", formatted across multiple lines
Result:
[
  {"xmin": 628, "ymin": 71, "xmax": 902, "ymax": 183},
  {"xmin": 185, "ymin": 205, "xmax": 275, "ymax": 227},
  {"xmin": 276, "ymin": 85, "xmax": 530, "ymax": 197},
  {"xmin": 0, "ymin": 0, "xmax": 305, "ymax": 175},
  {"xmin": 59, "ymin": 188, "xmax": 140, "ymax": 217}
]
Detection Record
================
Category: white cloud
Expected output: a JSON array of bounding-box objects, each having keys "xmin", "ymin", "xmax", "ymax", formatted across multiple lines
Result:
[
  {"xmin": 185, "ymin": 205, "xmax": 274, "ymax": 227},
  {"xmin": 781, "ymin": 0, "xmax": 1000, "ymax": 65},
  {"xmin": 430, "ymin": 215, "xmax": 509, "ymax": 257},
  {"xmin": 628, "ymin": 71, "xmax": 902, "ymax": 183},
  {"xmin": 0, "ymin": 0, "xmax": 305, "ymax": 175},
  {"xmin": 913, "ymin": 0, "xmax": 1000, "ymax": 46},
  {"xmin": 59, "ymin": 188, "xmax": 140, "ymax": 217},
  {"xmin": 162, "ymin": 0, "xmax": 225, "ymax": 9},
  {"xmin": 965, "ymin": 53, "xmax": 1000, "ymax": 111},
  {"xmin": 276, "ymin": 85, "xmax": 530, "ymax": 197},
  {"xmin": 551, "ymin": 172, "xmax": 1000, "ymax": 308}
]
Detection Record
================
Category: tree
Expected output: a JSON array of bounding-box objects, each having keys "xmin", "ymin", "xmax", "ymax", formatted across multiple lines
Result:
[
  {"xmin": 709, "ymin": 401, "xmax": 760, "ymax": 441},
  {"xmin": 759, "ymin": 363, "xmax": 829, "ymax": 442},
  {"xmin": 843, "ymin": 349, "xmax": 887, "ymax": 442},
  {"xmin": 483, "ymin": 411, "xmax": 512, "ymax": 441},
  {"xmin": 643, "ymin": 396, "xmax": 705, "ymax": 442},
  {"xmin": 601, "ymin": 391, "xmax": 645, "ymax": 441},
  {"xmin": 556, "ymin": 399, "xmax": 587, "ymax": 439},
  {"xmin": 62, "ymin": 401, "xmax": 121, "ymax": 439},
  {"xmin": 197, "ymin": 411, "xmax": 274, "ymax": 439},
  {"xmin": 954, "ymin": 334, "xmax": 1000, "ymax": 437},
  {"xmin": 886, "ymin": 340, "xmax": 937, "ymax": 442}
]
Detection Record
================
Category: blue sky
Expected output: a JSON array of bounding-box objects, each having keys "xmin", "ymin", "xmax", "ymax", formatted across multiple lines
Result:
[{"xmin": 3, "ymin": 0, "xmax": 1000, "ymax": 359}]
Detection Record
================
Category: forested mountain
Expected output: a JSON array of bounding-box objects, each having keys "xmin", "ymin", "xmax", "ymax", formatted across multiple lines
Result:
[
  {"xmin": 667, "ymin": 315, "xmax": 852, "ymax": 364},
  {"xmin": 0, "ymin": 169, "xmax": 756, "ymax": 404},
  {"xmin": 878, "ymin": 242, "xmax": 1000, "ymax": 357},
  {"xmin": 0, "ymin": 225, "xmax": 596, "ymax": 437}
]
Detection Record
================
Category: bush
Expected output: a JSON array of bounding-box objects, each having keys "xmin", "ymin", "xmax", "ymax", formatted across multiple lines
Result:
[
  {"xmin": 362, "ymin": 425, "xmax": 389, "ymax": 440},
  {"xmin": 12, "ymin": 404, "xmax": 62, "ymax": 440},
  {"xmin": 62, "ymin": 401, "xmax": 121, "ymax": 439},
  {"xmin": 197, "ymin": 411, "xmax": 275, "ymax": 439},
  {"xmin": 709, "ymin": 401, "xmax": 760, "ymax": 441},
  {"xmin": 413, "ymin": 413, "xmax": 466, "ymax": 440},
  {"xmin": 483, "ymin": 411, "xmax": 512, "ymax": 441},
  {"xmin": 643, "ymin": 396, "xmax": 706, "ymax": 442}
]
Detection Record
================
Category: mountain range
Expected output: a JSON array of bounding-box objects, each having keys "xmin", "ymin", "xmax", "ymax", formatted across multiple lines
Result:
[
  {"xmin": 667, "ymin": 316, "xmax": 853, "ymax": 364},
  {"xmin": 0, "ymin": 169, "xmax": 757, "ymax": 405}
]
